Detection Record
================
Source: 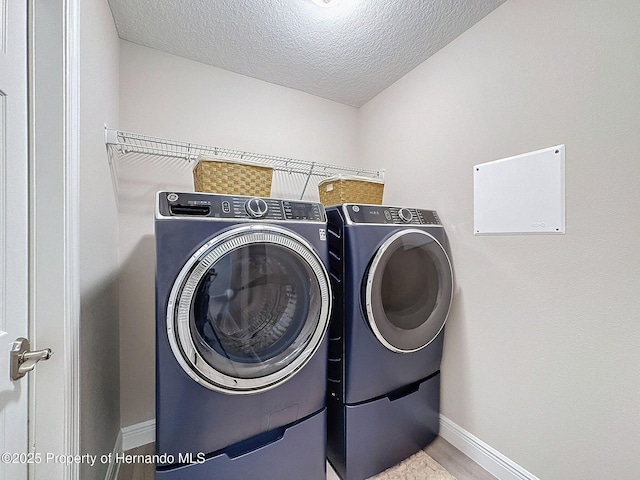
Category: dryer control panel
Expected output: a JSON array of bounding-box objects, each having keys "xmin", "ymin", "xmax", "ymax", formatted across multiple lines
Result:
[
  {"xmin": 344, "ymin": 204, "xmax": 441, "ymax": 225},
  {"xmin": 158, "ymin": 192, "xmax": 326, "ymax": 222}
]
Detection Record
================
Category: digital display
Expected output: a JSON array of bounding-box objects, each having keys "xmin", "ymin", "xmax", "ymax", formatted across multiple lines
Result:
[{"xmin": 283, "ymin": 201, "xmax": 323, "ymax": 221}]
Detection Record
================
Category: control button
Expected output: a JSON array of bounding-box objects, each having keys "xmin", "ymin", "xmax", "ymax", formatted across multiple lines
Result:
[
  {"xmin": 222, "ymin": 201, "xmax": 231, "ymax": 213},
  {"xmin": 352, "ymin": 205, "xmax": 360, "ymax": 212},
  {"xmin": 245, "ymin": 198, "xmax": 269, "ymax": 218},
  {"xmin": 398, "ymin": 208, "xmax": 413, "ymax": 223},
  {"xmin": 384, "ymin": 210, "xmax": 392, "ymax": 221},
  {"xmin": 167, "ymin": 193, "xmax": 179, "ymax": 202}
]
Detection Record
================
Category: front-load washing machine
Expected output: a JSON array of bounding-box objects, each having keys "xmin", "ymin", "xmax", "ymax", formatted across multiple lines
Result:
[
  {"xmin": 325, "ymin": 203, "xmax": 454, "ymax": 480},
  {"xmin": 155, "ymin": 192, "xmax": 332, "ymax": 479}
]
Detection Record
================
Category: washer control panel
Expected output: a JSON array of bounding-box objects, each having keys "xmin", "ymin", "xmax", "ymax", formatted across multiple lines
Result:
[
  {"xmin": 159, "ymin": 192, "xmax": 326, "ymax": 222},
  {"xmin": 346, "ymin": 204, "xmax": 441, "ymax": 225}
]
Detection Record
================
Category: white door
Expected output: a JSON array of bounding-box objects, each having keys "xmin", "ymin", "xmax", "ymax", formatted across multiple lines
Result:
[{"xmin": 0, "ymin": 0, "xmax": 30, "ymax": 478}]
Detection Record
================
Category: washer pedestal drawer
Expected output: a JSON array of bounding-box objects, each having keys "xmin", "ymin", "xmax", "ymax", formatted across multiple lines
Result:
[
  {"xmin": 156, "ymin": 408, "xmax": 326, "ymax": 480},
  {"xmin": 327, "ymin": 373, "xmax": 440, "ymax": 480}
]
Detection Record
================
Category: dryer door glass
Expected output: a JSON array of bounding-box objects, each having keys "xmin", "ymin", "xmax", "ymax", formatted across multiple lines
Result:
[
  {"xmin": 364, "ymin": 229, "xmax": 453, "ymax": 352},
  {"xmin": 168, "ymin": 226, "xmax": 331, "ymax": 393}
]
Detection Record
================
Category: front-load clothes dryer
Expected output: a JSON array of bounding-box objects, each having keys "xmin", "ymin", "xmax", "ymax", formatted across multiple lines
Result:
[
  {"xmin": 325, "ymin": 203, "xmax": 454, "ymax": 480},
  {"xmin": 155, "ymin": 192, "xmax": 332, "ymax": 480}
]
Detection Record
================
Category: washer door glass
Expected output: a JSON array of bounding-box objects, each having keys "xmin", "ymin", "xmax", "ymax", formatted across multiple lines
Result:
[
  {"xmin": 364, "ymin": 229, "xmax": 453, "ymax": 352},
  {"xmin": 168, "ymin": 226, "xmax": 331, "ymax": 394}
]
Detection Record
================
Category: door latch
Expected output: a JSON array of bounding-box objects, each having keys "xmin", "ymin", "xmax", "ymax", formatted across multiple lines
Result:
[{"xmin": 10, "ymin": 338, "xmax": 53, "ymax": 381}]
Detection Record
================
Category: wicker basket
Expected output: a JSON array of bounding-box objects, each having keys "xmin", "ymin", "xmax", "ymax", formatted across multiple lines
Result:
[
  {"xmin": 318, "ymin": 176, "xmax": 384, "ymax": 206},
  {"xmin": 193, "ymin": 156, "xmax": 273, "ymax": 196}
]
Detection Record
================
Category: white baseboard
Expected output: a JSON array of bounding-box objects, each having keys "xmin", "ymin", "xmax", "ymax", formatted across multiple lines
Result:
[
  {"xmin": 104, "ymin": 430, "xmax": 122, "ymax": 480},
  {"xmin": 121, "ymin": 419, "xmax": 156, "ymax": 452},
  {"xmin": 439, "ymin": 415, "xmax": 540, "ymax": 480}
]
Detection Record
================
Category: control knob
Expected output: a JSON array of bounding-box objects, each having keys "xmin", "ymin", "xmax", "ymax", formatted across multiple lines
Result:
[
  {"xmin": 245, "ymin": 198, "xmax": 269, "ymax": 218},
  {"xmin": 397, "ymin": 208, "xmax": 413, "ymax": 223}
]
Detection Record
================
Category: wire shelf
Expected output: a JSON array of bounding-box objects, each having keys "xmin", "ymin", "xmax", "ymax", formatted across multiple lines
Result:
[{"xmin": 105, "ymin": 128, "xmax": 384, "ymax": 201}]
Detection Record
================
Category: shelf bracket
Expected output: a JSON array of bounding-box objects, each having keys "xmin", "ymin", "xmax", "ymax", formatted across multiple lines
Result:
[{"xmin": 105, "ymin": 126, "xmax": 119, "ymax": 146}]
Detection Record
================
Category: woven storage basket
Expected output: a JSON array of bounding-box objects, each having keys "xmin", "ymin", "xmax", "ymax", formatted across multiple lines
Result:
[
  {"xmin": 318, "ymin": 176, "xmax": 384, "ymax": 206},
  {"xmin": 193, "ymin": 157, "xmax": 273, "ymax": 196}
]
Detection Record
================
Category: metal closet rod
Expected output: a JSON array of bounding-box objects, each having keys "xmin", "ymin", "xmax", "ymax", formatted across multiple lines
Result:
[{"xmin": 104, "ymin": 127, "xmax": 384, "ymax": 179}]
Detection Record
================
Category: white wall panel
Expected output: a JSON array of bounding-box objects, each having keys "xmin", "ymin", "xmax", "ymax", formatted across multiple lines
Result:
[{"xmin": 474, "ymin": 145, "xmax": 565, "ymax": 235}]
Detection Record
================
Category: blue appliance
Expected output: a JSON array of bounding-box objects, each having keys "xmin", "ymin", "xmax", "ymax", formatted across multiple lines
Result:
[
  {"xmin": 325, "ymin": 204, "xmax": 454, "ymax": 480},
  {"xmin": 155, "ymin": 192, "xmax": 332, "ymax": 480}
]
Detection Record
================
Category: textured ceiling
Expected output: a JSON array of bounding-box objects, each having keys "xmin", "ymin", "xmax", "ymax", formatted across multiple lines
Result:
[{"xmin": 108, "ymin": 0, "xmax": 506, "ymax": 107}]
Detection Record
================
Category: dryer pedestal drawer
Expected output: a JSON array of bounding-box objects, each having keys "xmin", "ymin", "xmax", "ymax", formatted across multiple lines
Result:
[
  {"xmin": 156, "ymin": 408, "xmax": 326, "ymax": 480},
  {"xmin": 327, "ymin": 373, "xmax": 440, "ymax": 480}
]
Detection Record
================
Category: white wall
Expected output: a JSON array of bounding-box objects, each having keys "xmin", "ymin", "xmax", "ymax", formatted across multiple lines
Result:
[
  {"xmin": 358, "ymin": 1, "xmax": 640, "ymax": 479},
  {"xmin": 79, "ymin": 0, "xmax": 120, "ymax": 479},
  {"xmin": 117, "ymin": 40, "xmax": 360, "ymax": 427},
  {"xmin": 119, "ymin": 41, "xmax": 360, "ymax": 165}
]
